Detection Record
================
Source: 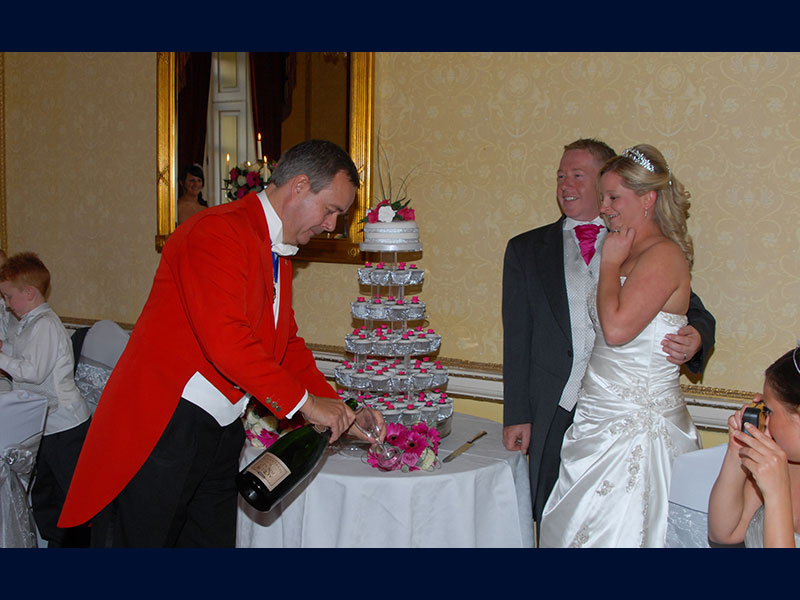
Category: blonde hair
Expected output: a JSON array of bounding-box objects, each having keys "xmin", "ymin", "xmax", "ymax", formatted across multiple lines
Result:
[
  {"xmin": 600, "ymin": 144, "xmax": 694, "ymax": 269},
  {"xmin": 0, "ymin": 252, "xmax": 51, "ymax": 296}
]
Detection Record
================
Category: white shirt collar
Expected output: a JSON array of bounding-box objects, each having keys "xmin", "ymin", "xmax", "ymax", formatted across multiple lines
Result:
[
  {"xmin": 564, "ymin": 216, "xmax": 606, "ymax": 231},
  {"xmin": 257, "ymin": 190, "xmax": 299, "ymax": 256}
]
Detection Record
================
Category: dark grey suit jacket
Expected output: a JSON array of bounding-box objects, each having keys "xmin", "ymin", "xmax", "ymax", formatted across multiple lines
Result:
[{"xmin": 502, "ymin": 216, "xmax": 715, "ymax": 525}]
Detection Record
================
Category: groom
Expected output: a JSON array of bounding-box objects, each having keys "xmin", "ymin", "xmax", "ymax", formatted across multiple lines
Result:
[{"xmin": 501, "ymin": 138, "xmax": 716, "ymax": 541}]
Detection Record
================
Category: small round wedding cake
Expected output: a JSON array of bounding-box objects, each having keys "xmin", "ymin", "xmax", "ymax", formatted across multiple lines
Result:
[{"xmin": 361, "ymin": 220, "xmax": 422, "ymax": 252}]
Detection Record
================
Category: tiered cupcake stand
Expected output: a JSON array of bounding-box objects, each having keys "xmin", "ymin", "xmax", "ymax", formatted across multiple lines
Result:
[{"xmin": 335, "ymin": 249, "xmax": 452, "ymax": 437}]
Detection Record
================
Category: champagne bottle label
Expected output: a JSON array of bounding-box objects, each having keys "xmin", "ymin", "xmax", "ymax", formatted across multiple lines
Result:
[{"xmin": 247, "ymin": 452, "xmax": 291, "ymax": 491}]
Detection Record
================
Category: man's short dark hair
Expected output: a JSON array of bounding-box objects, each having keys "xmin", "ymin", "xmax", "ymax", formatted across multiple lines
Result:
[{"xmin": 270, "ymin": 139, "xmax": 360, "ymax": 193}]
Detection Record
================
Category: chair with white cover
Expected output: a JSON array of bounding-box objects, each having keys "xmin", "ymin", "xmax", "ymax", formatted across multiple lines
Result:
[
  {"xmin": 665, "ymin": 442, "xmax": 728, "ymax": 548},
  {"xmin": 73, "ymin": 320, "xmax": 129, "ymax": 415},
  {"xmin": 0, "ymin": 390, "xmax": 48, "ymax": 547}
]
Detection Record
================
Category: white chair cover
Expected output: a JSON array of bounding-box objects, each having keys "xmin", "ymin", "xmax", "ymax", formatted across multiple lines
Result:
[
  {"xmin": 74, "ymin": 320, "xmax": 129, "ymax": 414},
  {"xmin": 665, "ymin": 442, "xmax": 728, "ymax": 548},
  {"xmin": 0, "ymin": 390, "xmax": 48, "ymax": 548}
]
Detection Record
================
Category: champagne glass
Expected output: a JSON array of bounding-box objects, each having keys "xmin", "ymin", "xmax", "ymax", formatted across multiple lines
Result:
[{"xmin": 353, "ymin": 405, "xmax": 403, "ymax": 470}]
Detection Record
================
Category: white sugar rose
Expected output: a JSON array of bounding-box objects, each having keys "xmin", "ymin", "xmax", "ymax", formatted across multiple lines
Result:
[{"xmin": 377, "ymin": 205, "xmax": 396, "ymax": 223}]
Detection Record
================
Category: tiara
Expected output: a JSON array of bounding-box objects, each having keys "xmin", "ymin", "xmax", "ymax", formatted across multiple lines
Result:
[{"xmin": 622, "ymin": 147, "xmax": 655, "ymax": 173}]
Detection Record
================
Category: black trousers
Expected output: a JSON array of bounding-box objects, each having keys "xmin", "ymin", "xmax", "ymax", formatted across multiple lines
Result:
[
  {"xmin": 31, "ymin": 418, "xmax": 92, "ymax": 547},
  {"xmin": 533, "ymin": 405, "xmax": 575, "ymax": 543},
  {"xmin": 90, "ymin": 398, "xmax": 245, "ymax": 547}
]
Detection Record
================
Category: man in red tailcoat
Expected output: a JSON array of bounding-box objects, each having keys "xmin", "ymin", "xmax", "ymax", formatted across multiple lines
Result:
[{"xmin": 59, "ymin": 140, "xmax": 371, "ymax": 546}]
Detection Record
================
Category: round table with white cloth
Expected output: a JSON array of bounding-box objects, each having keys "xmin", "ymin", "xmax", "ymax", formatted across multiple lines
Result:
[{"xmin": 236, "ymin": 412, "xmax": 534, "ymax": 548}]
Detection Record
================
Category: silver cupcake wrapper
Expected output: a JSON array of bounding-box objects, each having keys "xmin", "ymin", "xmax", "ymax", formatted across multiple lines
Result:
[
  {"xmin": 344, "ymin": 334, "xmax": 441, "ymax": 357},
  {"xmin": 351, "ymin": 301, "xmax": 426, "ymax": 321},
  {"xmin": 334, "ymin": 365, "xmax": 448, "ymax": 392},
  {"xmin": 357, "ymin": 267, "xmax": 424, "ymax": 286}
]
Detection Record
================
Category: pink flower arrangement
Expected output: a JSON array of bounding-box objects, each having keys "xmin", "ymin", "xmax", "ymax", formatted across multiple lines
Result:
[
  {"xmin": 224, "ymin": 158, "xmax": 277, "ymax": 202},
  {"xmin": 367, "ymin": 421, "xmax": 441, "ymax": 472}
]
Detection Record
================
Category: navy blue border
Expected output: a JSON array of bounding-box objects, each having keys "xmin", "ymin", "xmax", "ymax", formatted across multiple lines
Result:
[
  {"xmin": 2, "ymin": 3, "xmax": 799, "ymax": 51},
  {"xmin": 1, "ymin": 546, "xmax": 792, "ymax": 594}
]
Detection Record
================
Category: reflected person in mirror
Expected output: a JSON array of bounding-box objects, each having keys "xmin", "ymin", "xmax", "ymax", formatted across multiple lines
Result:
[
  {"xmin": 60, "ymin": 139, "xmax": 382, "ymax": 547},
  {"xmin": 177, "ymin": 163, "xmax": 209, "ymax": 225}
]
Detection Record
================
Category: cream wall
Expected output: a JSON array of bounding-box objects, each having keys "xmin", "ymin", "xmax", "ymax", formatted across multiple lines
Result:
[
  {"xmin": 3, "ymin": 52, "xmax": 160, "ymax": 322},
  {"xmin": 4, "ymin": 52, "xmax": 799, "ymax": 401}
]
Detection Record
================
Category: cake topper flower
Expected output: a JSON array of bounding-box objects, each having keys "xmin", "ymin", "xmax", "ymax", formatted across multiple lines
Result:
[{"xmin": 360, "ymin": 139, "xmax": 417, "ymax": 224}]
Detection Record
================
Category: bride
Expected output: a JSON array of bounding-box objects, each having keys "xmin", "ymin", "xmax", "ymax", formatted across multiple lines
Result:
[{"xmin": 539, "ymin": 144, "xmax": 701, "ymax": 548}]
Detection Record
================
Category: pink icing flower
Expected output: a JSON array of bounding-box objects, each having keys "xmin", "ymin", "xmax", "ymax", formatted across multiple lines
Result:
[
  {"xmin": 397, "ymin": 207, "xmax": 415, "ymax": 221},
  {"xmin": 367, "ymin": 210, "xmax": 379, "ymax": 223}
]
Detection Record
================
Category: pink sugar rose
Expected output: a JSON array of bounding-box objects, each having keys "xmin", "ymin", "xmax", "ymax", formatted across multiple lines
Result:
[
  {"xmin": 367, "ymin": 210, "xmax": 379, "ymax": 223},
  {"xmin": 397, "ymin": 207, "xmax": 415, "ymax": 221}
]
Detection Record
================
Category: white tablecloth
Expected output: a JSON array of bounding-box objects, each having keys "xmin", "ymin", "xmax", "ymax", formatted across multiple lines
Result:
[{"xmin": 236, "ymin": 412, "xmax": 534, "ymax": 548}]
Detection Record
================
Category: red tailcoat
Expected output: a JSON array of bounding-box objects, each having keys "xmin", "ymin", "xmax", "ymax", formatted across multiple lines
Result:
[{"xmin": 59, "ymin": 193, "xmax": 336, "ymax": 527}]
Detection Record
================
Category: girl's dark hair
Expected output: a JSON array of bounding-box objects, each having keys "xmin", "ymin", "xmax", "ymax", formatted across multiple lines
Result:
[
  {"xmin": 764, "ymin": 348, "xmax": 800, "ymax": 410},
  {"xmin": 179, "ymin": 163, "xmax": 208, "ymax": 207}
]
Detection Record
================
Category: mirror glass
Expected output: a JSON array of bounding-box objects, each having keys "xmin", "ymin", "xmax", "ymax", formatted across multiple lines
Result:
[{"xmin": 156, "ymin": 51, "xmax": 374, "ymax": 263}]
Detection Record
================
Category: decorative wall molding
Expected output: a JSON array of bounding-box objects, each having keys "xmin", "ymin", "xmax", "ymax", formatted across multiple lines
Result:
[{"xmin": 60, "ymin": 321, "xmax": 747, "ymax": 434}]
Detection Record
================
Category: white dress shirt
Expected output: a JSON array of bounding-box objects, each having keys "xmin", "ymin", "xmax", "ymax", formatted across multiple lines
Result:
[{"xmin": 0, "ymin": 302, "xmax": 90, "ymax": 435}]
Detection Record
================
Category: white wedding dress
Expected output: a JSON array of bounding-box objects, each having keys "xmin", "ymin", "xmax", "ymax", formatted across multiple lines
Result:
[{"xmin": 539, "ymin": 280, "xmax": 700, "ymax": 548}]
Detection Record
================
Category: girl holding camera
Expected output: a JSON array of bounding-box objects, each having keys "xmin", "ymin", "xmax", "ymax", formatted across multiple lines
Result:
[{"xmin": 708, "ymin": 348, "xmax": 800, "ymax": 547}]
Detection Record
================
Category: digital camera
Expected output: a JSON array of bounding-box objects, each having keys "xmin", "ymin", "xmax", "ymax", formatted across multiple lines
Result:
[{"xmin": 742, "ymin": 401, "xmax": 767, "ymax": 435}]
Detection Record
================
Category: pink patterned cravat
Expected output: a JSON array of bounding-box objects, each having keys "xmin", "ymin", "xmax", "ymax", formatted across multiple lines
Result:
[{"xmin": 574, "ymin": 223, "xmax": 603, "ymax": 265}]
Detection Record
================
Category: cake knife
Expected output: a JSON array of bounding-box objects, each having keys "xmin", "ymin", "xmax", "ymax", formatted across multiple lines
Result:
[{"xmin": 442, "ymin": 430, "xmax": 487, "ymax": 463}]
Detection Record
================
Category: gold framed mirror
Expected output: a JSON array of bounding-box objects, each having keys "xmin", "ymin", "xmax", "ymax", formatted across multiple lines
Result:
[{"xmin": 155, "ymin": 51, "xmax": 374, "ymax": 263}]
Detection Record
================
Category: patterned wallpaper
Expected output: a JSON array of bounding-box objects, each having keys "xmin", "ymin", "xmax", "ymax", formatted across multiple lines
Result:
[
  {"xmin": 292, "ymin": 52, "xmax": 800, "ymax": 395},
  {"xmin": 4, "ymin": 52, "xmax": 800, "ymax": 395},
  {"xmin": 3, "ymin": 52, "xmax": 161, "ymax": 321}
]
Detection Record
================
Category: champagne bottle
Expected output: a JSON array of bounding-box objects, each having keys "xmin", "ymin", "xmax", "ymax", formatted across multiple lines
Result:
[{"xmin": 236, "ymin": 397, "xmax": 359, "ymax": 512}]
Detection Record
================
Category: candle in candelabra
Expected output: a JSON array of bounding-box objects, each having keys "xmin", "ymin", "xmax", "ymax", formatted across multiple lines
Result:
[
  {"xmin": 257, "ymin": 133, "xmax": 262, "ymax": 159},
  {"xmin": 226, "ymin": 153, "xmax": 230, "ymax": 172}
]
